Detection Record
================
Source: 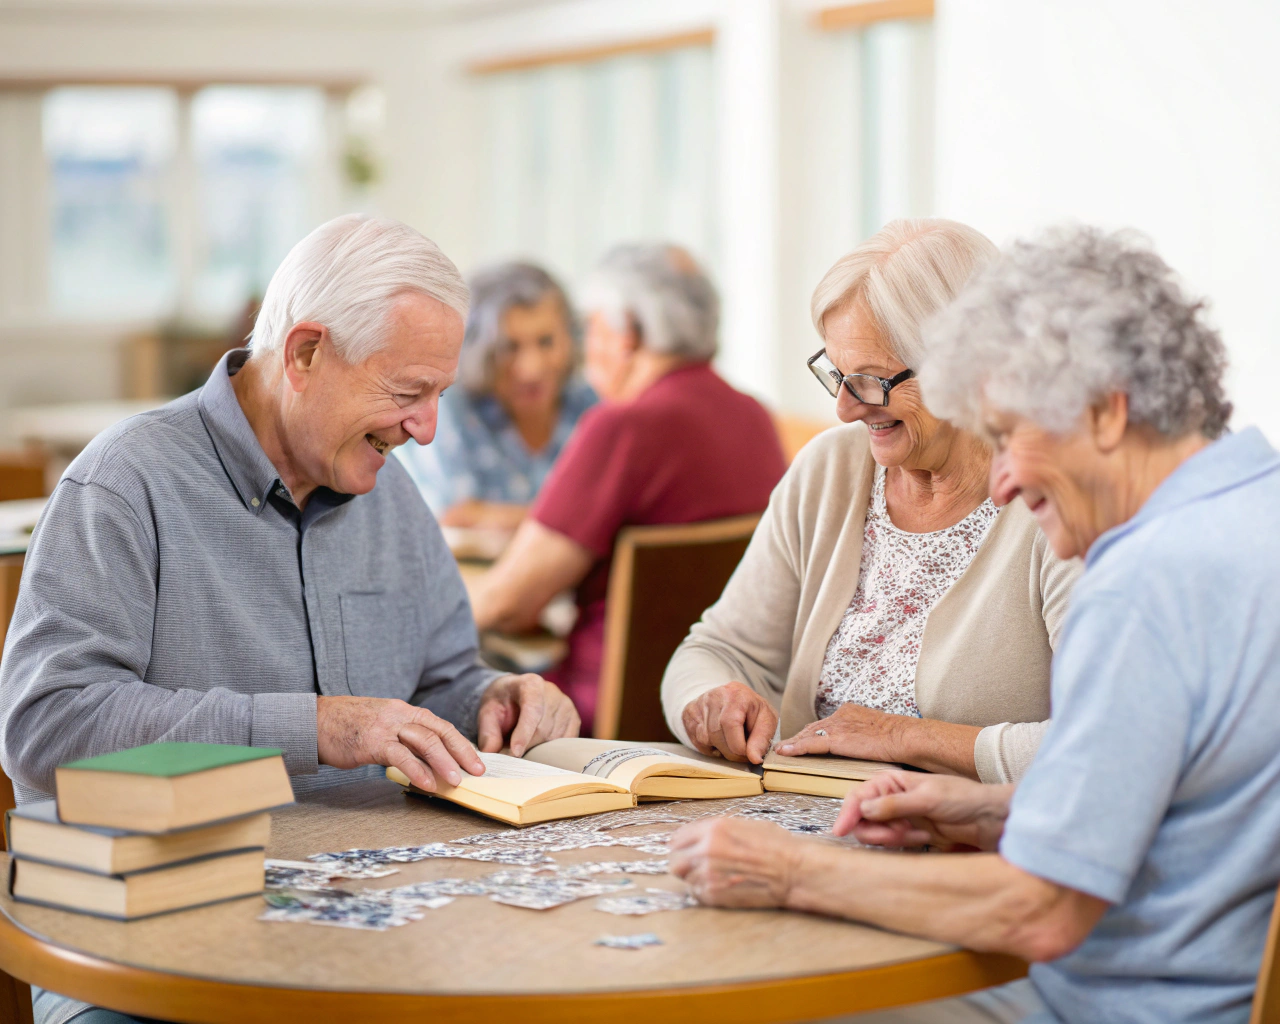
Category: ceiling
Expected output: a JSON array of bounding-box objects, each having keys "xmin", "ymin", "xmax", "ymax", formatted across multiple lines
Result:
[{"xmin": 0, "ymin": 0, "xmax": 552, "ymax": 17}]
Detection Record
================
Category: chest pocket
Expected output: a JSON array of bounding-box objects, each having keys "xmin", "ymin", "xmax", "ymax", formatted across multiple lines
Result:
[{"xmin": 339, "ymin": 591, "xmax": 426, "ymax": 699}]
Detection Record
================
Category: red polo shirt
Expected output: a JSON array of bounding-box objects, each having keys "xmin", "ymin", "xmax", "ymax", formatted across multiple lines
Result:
[{"xmin": 532, "ymin": 362, "xmax": 787, "ymax": 731}]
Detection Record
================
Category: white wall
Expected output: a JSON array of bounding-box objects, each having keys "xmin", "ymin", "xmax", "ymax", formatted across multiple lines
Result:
[
  {"xmin": 0, "ymin": 5, "xmax": 445, "ymax": 438},
  {"xmin": 418, "ymin": 0, "xmax": 797, "ymax": 412},
  {"xmin": 3, "ymin": 0, "xmax": 1276, "ymax": 442},
  {"xmin": 935, "ymin": 0, "xmax": 1280, "ymax": 441}
]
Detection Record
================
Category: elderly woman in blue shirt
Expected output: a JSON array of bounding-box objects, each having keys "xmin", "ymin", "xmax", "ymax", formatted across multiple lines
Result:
[
  {"xmin": 397, "ymin": 261, "xmax": 595, "ymax": 528},
  {"xmin": 668, "ymin": 226, "xmax": 1280, "ymax": 1024}
]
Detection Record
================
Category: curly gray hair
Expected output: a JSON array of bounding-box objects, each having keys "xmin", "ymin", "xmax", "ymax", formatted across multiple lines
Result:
[
  {"xmin": 920, "ymin": 225, "xmax": 1232, "ymax": 440},
  {"xmin": 457, "ymin": 261, "xmax": 579, "ymax": 395}
]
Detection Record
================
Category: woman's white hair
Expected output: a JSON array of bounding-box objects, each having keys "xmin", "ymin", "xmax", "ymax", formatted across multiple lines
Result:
[
  {"xmin": 580, "ymin": 243, "xmax": 719, "ymax": 361},
  {"xmin": 920, "ymin": 225, "xmax": 1232, "ymax": 439},
  {"xmin": 251, "ymin": 214, "xmax": 469, "ymax": 363},
  {"xmin": 810, "ymin": 218, "xmax": 998, "ymax": 367}
]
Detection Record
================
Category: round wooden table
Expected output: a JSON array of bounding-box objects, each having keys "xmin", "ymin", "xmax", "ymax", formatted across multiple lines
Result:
[{"xmin": 0, "ymin": 779, "xmax": 1025, "ymax": 1023}]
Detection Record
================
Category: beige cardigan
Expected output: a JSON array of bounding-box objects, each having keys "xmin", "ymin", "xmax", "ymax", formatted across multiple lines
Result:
[{"xmin": 660, "ymin": 423, "xmax": 1082, "ymax": 784}]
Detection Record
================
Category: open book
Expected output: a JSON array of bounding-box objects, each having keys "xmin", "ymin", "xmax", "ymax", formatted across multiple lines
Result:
[
  {"xmin": 762, "ymin": 751, "xmax": 913, "ymax": 798},
  {"xmin": 386, "ymin": 752, "xmax": 633, "ymax": 826},
  {"xmin": 523, "ymin": 738, "xmax": 762, "ymax": 800}
]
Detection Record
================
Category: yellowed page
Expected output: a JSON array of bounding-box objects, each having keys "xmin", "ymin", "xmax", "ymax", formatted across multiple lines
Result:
[
  {"xmin": 762, "ymin": 770, "xmax": 856, "ymax": 799},
  {"xmin": 387, "ymin": 752, "xmax": 629, "ymax": 808},
  {"xmin": 523, "ymin": 738, "xmax": 760, "ymax": 792},
  {"xmin": 761, "ymin": 751, "xmax": 905, "ymax": 781}
]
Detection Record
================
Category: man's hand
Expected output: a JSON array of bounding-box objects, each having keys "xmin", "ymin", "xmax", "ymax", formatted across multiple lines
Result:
[
  {"xmin": 834, "ymin": 771, "xmax": 1014, "ymax": 851},
  {"xmin": 669, "ymin": 817, "xmax": 800, "ymax": 909},
  {"xmin": 681, "ymin": 682, "xmax": 777, "ymax": 764},
  {"xmin": 476, "ymin": 674, "xmax": 580, "ymax": 757},
  {"xmin": 775, "ymin": 702, "xmax": 908, "ymax": 762},
  {"xmin": 316, "ymin": 695, "xmax": 484, "ymax": 793}
]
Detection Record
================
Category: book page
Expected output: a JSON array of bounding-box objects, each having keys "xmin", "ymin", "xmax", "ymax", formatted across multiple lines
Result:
[
  {"xmin": 523, "ymin": 738, "xmax": 756, "ymax": 787},
  {"xmin": 580, "ymin": 747, "xmax": 673, "ymax": 778},
  {"xmin": 473, "ymin": 752, "xmax": 581, "ymax": 779}
]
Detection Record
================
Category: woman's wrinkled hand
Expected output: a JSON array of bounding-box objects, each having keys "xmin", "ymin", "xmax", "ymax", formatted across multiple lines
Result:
[
  {"xmin": 681, "ymin": 682, "xmax": 778, "ymax": 764},
  {"xmin": 834, "ymin": 771, "xmax": 1013, "ymax": 851},
  {"xmin": 774, "ymin": 702, "xmax": 909, "ymax": 762},
  {"xmin": 669, "ymin": 817, "xmax": 799, "ymax": 909}
]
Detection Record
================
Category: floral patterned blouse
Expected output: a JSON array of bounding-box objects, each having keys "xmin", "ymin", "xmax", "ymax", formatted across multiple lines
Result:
[
  {"xmin": 396, "ymin": 377, "xmax": 596, "ymax": 516},
  {"xmin": 814, "ymin": 466, "xmax": 999, "ymax": 720}
]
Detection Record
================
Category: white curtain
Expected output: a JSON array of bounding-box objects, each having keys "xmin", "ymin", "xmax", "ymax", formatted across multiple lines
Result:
[
  {"xmin": 858, "ymin": 18, "xmax": 935, "ymax": 237},
  {"xmin": 0, "ymin": 92, "xmax": 49, "ymax": 317},
  {"xmin": 478, "ymin": 44, "xmax": 717, "ymax": 287}
]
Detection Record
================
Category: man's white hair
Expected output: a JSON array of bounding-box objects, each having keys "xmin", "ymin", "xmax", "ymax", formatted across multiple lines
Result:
[
  {"xmin": 810, "ymin": 218, "xmax": 997, "ymax": 367},
  {"xmin": 251, "ymin": 214, "xmax": 469, "ymax": 363}
]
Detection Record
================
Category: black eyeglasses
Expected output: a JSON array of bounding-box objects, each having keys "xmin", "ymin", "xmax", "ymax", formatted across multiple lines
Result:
[{"xmin": 806, "ymin": 348, "xmax": 914, "ymax": 407}]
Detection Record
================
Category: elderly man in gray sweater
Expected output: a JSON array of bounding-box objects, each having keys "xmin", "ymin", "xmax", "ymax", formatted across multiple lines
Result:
[{"xmin": 0, "ymin": 214, "xmax": 580, "ymax": 811}]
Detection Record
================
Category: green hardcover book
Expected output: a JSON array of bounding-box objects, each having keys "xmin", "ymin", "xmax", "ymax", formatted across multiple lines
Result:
[{"xmin": 56, "ymin": 743, "xmax": 294, "ymax": 833}]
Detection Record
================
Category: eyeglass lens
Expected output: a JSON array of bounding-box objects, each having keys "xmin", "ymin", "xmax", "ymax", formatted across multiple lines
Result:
[
  {"xmin": 842, "ymin": 375, "xmax": 889, "ymax": 406},
  {"xmin": 808, "ymin": 350, "xmax": 897, "ymax": 406}
]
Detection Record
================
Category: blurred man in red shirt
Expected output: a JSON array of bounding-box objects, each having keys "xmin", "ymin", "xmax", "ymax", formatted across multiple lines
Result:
[{"xmin": 473, "ymin": 244, "xmax": 786, "ymax": 731}]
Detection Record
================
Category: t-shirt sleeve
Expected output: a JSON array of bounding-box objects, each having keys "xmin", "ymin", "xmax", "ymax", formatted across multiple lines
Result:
[
  {"xmin": 999, "ymin": 592, "xmax": 1192, "ymax": 903},
  {"xmin": 531, "ymin": 406, "xmax": 640, "ymax": 557}
]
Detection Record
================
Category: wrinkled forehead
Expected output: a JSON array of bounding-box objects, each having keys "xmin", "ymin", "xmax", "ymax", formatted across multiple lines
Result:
[
  {"xmin": 363, "ymin": 291, "xmax": 463, "ymax": 379},
  {"xmin": 822, "ymin": 301, "xmax": 900, "ymax": 372}
]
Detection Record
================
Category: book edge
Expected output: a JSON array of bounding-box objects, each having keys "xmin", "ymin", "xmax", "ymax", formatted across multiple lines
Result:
[
  {"xmin": 8, "ymin": 846, "xmax": 267, "ymax": 879},
  {"xmin": 8, "ymin": 888, "xmax": 263, "ymax": 921},
  {"xmin": 58, "ymin": 746, "xmax": 285, "ymax": 778},
  {"xmin": 11, "ymin": 801, "xmax": 277, "ymax": 837},
  {"xmin": 51, "ymin": 801, "xmax": 293, "ymax": 837}
]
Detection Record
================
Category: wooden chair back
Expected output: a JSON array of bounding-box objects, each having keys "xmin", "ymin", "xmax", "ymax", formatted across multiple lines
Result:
[
  {"xmin": 594, "ymin": 514, "xmax": 760, "ymax": 741},
  {"xmin": 1252, "ymin": 882, "xmax": 1280, "ymax": 1024},
  {"xmin": 772, "ymin": 414, "xmax": 831, "ymax": 464},
  {"xmin": 0, "ymin": 453, "xmax": 46, "ymax": 503}
]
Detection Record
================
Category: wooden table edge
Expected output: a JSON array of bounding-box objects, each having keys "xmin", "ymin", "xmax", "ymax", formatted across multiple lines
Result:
[{"xmin": 0, "ymin": 907, "xmax": 1027, "ymax": 1024}]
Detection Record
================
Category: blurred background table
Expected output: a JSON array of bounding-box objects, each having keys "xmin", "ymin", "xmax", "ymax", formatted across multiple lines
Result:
[
  {"xmin": 0, "ymin": 779, "xmax": 1026, "ymax": 1024},
  {"xmin": 0, "ymin": 500, "xmax": 44, "ymax": 558},
  {"xmin": 448, "ymin": 528, "xmax": 574, "ymax": 678}
]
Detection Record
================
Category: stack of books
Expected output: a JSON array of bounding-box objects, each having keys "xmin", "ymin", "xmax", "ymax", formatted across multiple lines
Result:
[{"xmin": 6, "ymin": 742, "xmax": 294, "ymax": 920}]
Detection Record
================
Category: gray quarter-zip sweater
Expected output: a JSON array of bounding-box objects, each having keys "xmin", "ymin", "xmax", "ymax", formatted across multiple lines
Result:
[{"xmin": 0, "ymin": 349, "xmax": 499, "ymax": 803}]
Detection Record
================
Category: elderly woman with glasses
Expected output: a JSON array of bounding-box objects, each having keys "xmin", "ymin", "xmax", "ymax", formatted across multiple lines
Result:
[
  {"xmin": 472, "ymin": 243, "xmax": 787, "ymax": 731},
  {"xmin": 668, "ymin": 226, "xmax": 1279, "ymax": 1024},
  {"xmin": 396, "ymin": 261, "xmax": 596, "ymax": 529},
  {"xmin": 661, "ymin": 218, "xmax": 1081, "ymax": 783}
]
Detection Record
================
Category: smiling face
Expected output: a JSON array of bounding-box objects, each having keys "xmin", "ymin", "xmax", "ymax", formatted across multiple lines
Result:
[
  {"xmin": 821, "ymin": 297, "xmax": 951, "ymax": 471},
  {"xmin": 490, "ymin": 294, "xmax": 574, "ymax": 420},
  {"xmin": 984, "ymin": 407, "xmax": 1108, "ymax": 560},
  {"xmin": 280, "ymin": 290, "xmax": 463, "ymax": 497}
]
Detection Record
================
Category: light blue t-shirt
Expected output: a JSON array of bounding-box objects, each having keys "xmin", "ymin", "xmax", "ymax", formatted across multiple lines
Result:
[
  {"xmin": 1000, "ymin": 427, "xmax": 1280, "ymax": 1024},
  {"xmin": 396, "ymin": 377, "xmax": 596, "ymax": 515}
]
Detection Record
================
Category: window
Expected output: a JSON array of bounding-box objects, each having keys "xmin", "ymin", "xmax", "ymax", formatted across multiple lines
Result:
[
  {"xmin": 44, "ymin": 87, "xmax": 178, "ymax": 317},
  {"xmin": 191, "ymin": 87, "xmax": 327, "ymax": 315},
  {"xmin": 42, "ymin": 84, "xmax": 334, "ymax": 321},
  {"xmin": 478, "ymin": 44, "xmax": 717, "ymax": 284},
  {"xmin": 857, "ymin": 18, "xmax": 934, "ymax": 236}
]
